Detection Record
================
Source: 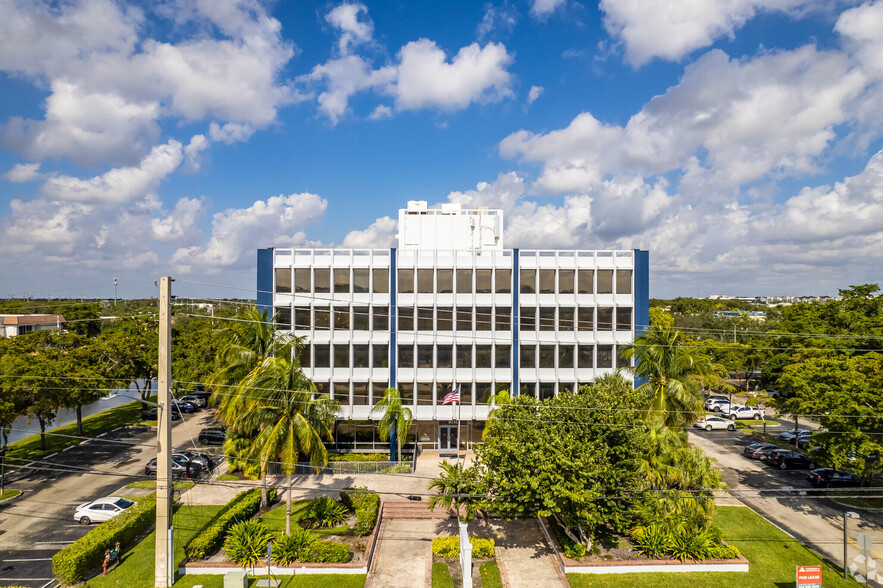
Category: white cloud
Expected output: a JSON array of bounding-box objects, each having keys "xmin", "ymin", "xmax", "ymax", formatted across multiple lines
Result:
[
  {"xmin": 183, "ymin": 134, "xmax": 209, "ymax": 173},
  {"xmin": 341, "ymin": 216, "xmax": 397, "ymax": 248},
  {"xmin": 368, "ymin": 105, "xmax": 393, "ymax": 120},
  {"xmin": 446, "ymin": 172, "xmax": 527, "ymax": 214},
  {"xmin": 530, "ymin": 0, "xmax": 566, "ymax": 19},
  {"xmin": 527, "ymin": 85, "xmax": 544, "ymax": 106},
  {"xmin": 5, "ymin": 163, "xmax": 41, "ymax": 183},
  {"xmin": 150, "ymin": 197, "xmax": 205, "ymax": 244},
  {"xmin": 305, "ymin": 56, "xmax": 395, "ymax": 124},
  {"xmin": 326, "ymin": 3, "xmax": 374, "ymax": 55},
  {"xmin": 477, "ymin": 4, "xmax": 519, "ymax": 38},
  {"xmin": 208, "ymin": 122, "xmax": 256, "ymax": 144}
]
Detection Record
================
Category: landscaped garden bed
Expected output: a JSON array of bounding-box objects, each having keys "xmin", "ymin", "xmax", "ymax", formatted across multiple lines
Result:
[{"xmin": 430, "ymin": 534, "xmax": 500, "ymax": 587}]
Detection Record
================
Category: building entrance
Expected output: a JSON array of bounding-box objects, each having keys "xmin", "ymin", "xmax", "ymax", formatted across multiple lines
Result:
[{"xmin": 439, "ymin": 424, "xmax": 458, "ymax": 450}]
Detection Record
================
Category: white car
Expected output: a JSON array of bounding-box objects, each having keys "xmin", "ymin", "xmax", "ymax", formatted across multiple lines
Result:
[
  {"xmin": 706, "ymin": 399, "xmax": 731, "ymax": 413},
  {"xmin": 694, "ymin": 416, "xmax": 736, "ymax": 431},
  {"xmin": 74, "ymin": 496, "xmax": 135, "ymax": 525},
  {"xmin": 728, "ymin": 406, "xmax": 764, "ymax": 420}
]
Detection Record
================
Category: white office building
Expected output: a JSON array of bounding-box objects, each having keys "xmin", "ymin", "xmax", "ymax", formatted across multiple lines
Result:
[{"xmin": 258, "ymin": 201, "xmax": 649, "ymax": 450}]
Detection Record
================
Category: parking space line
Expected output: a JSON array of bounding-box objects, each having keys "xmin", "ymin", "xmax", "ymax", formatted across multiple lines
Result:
[
  {"xmin": 43, "ymin": 453, "xmax": 58, "ymax": 459},
  {"xmin": 61, "ymin": 446, "xmax": 74, "ymax": 452},
  {"xmin": 2, "ymin": 557, "xmax": 55, "ymax": 562}
]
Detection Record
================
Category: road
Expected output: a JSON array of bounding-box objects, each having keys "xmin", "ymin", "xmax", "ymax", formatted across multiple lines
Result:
[
  {"xmin": 0, "ymin": 410, "xmax": 221, "ymax": 588},
  {"xmin": 690, "ymin": 419, "xmax": 883, "ymax": 586}
]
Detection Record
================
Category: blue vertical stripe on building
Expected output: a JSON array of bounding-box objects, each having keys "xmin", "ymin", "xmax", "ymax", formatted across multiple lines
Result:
[
  {"xmin": 512, "ymin": 248, "xmax": 519, "ymax": 395},
  {"xmin": 634, "ymin": 249, "xmax": 650, "ymax": 388},
  {"xmin": 389, "ymin": 247, "xmax": 397, "ymax": 388},
  {"xmin": 256, "ymin": 248, "xmax": 274, "ymax": 315}
]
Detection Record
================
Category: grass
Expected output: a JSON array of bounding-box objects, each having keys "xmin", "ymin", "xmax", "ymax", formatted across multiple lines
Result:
[
  {"xmin": 217, "ymin": 474, "xmax": 240, "ymax": 481},
  {"xmin": 480, "ymin": 561, "xmax": 503, "ymax": 587},
  {"xmin": 0, "ymin": 489, "xmax": 21, "ymax": 502},
  {"xmin": 258, "ymin": 501, "xmax": 351, "ymax": 537},
  {"xmin": 568, "ymin": 505, "xmax": 860, "ymax": 587},
  {"xmin": 735, "ymin": 420, "xmax": 768, "ymax": 427},
  {"xmin": 829, "ymin": 495, "xmax": 883, "ymax": 509},
  {"xmin": 432, "ymin": 561, "xmax": 455, "ymax": 588},
  {"xmin": 165, "ymin": 576, "xmax": 366, "ymax": 587}
]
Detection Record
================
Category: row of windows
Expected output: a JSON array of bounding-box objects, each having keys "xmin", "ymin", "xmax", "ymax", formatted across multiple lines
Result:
[
  {"xmin": 302, "ymin": 343, "xmax": 627, "ymax": 370},
  {"xmin": 275, "ymin": 267, "xmax": 632, "ymax": 295},
  {"xmin": 276, "ymin": 306, "xmax": 632, "ymax": 332}
]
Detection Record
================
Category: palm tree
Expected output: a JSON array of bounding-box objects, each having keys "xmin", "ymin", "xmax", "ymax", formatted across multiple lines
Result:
[
  {"xmin": 619, "ymin": 326, "xmax": 709, "ymax": 428},
  {"xmin": 483, "ymin": 388, "xmax": 512, "ymax": 439},
  {"xmin": 427, "ymin": 460, "xmax": 485, "ymax": 522},
  {"xmin": 371, "ymin": 388, "xmax": 413, "ymax": 463}
]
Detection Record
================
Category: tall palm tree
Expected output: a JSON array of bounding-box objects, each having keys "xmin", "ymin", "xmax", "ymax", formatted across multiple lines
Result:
[{"xmin": 371, "ymin": 388, "xmax": 413, "ymax": 462}]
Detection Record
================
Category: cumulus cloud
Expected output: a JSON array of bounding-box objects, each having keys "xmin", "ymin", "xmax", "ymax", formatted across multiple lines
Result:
[
  {"xmin": 341, "ymin": 216, "xmax": 397, "ymax": 248},
  {"xmin": 305, "ymin": 56, "xmax": 396, "ymax": 124},
  {"xmin": 5, "ymin": 163, "xmax": 41, "ymax": 183},
  {"xmin": 326, "ymin": 3, "xmax": 374, "ymax": 55},
  {"xmin": 530, "ymin": 0, "xmax": 566, "ymax": 19},
  {"xmin": 209, "ymin": 122, "xmax": 256, "ymax": 144},
  {"xmin": 477, "ymin": 4, "xmax": 519, "ymax": 38},
  {"xmin": 150, "ymin": 196, "xmax": 205, "ymax": 244},
  {"xmin": 368, "ymin": 105, "xmax": 393, "ymax": 120},
  {"xmin": 527, "ymin": 85, "xmax": 544, "ymax": 106}
]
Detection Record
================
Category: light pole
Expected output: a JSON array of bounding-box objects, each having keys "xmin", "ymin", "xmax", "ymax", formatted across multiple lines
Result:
[
  {"xmin": 113, "ymin": 277, "xmax": 118, "ymax": 306},
  {"xmin": 844, "ymin": 511, "xmax": 860, "ymax": 579}
]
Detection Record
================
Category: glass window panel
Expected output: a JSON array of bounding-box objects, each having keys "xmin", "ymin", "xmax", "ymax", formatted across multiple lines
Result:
[
  {"xmin": 437, "ymin": 345, "xmax": 453, "ymax": 368},
  {"xmin": 558, "ymin": 345, "xmax": 574, "ymax": 368},
  {"xmin": 539, "ymin": 307, "xmax": 556, "ymax": 331},
  {"xmin": 597, "ymin": 270, "xmax": 613, "ymax": 294},
  {"xmin": 578, "ymin": 345, "xmax": 594, "ymax": 369},
  {"xmin": 559, "ymin": 307, "xmax": 574, "ymax": 330},
  {"xmin": 333, "ymin": 306, "xmax": 350, "ymax": 330},
  {"xmin": 373, "ymin": 344, "xmax": 388, "ymax": 368},
  {"xmin": 495, "ymin": 307, "xmax": 510, "ymax": 331},
  {"xmin": 560, "ymin": 383, "xmax": 577, "ymax": 395},
  {"xmin": 520, "ymin": 382, "xmax": 536, "ymax": 397},
  {"xmin": 314, "ymin": 382, "xmax": 330, "ymax": 396},
  {"xmin": 294, "ymin": 307, "xmax": 310, "ymax": 329},
  {"xmin": 373, "ymin": 306, "xmax": 389, "ymax": 330},
  {"xmin": 437, "ymin": 307, "xmax": 453, "ymax": 331},
  {"xmin": 353, "ymin": 381, "xmax": 369, "ymax": 405},
  {"xmin": 558, "ymin": 269, "xmax": 574, "ymax": 294},
  {"xmin": 539, "ymin": 269, "xmax": 555, "ymax": 294},
  {"xmin": 333, "ymin": 381, "xmax": 349, "ymax": 402},
  {"xmin": 539, "ymin": 345, "xmax": 556, "ymax": 368},
  {"xmin": 353, "ymin": 344, "xmax": 370, "ymax": 368},
  {"xmin": 398, "ymin": 382, "xmax": 413, "ymax": 405},
  {"xmin": 353, "ymin": 306, "xmax": 370, "ymax": 331},
  {"xmin": 597, "ymin": 307, "xmax": 614, "ymax": 331},
  {"xmin": 398, "ymin": 269, "xmax": 414, "ymax": 293},
  {"xmin": 475, "ymin": 269, "xmax": 492, "ymax": 293},
  {"xmin": 539, "ymin": 383, "xmax": 555, "ymax": 400},
  {"xmin": 373, "ymin": 268, "xmax": 389, "ymax": 293},
  {"xmin": 578, "ymin": 269, "xmax": 593, "ymax": 294},
  {"xmin": 437, "ymin": 269, "xmax": 453, "ymax": 293},
  {"xmin": 456, "ymin": 344, "xmax": 472, "ymax": 369},
  {"xmin": 520, "ymin": 345, "xmax": 536, "ymax": 368},
  {"xmin": 475, "ymin": 345, "xmax": 492, "ymax": 368},
  {"xmin": 295, "ymin": 269, "xmax": 310, "ymax": 293},
  {"xmin": 398, "ymin": 345, "xmax": 414, "ymax": 368},
  {"xmin": 399, "ymin": 307, "xmax": 414, "ymax": 331},
  {"xmin": 615, "ymin": 346, "xmax": 630, "ymax": 369},
  {"xmin": 314, "ymin": 344, "xmax": 330, "ymax": 368},
  {"xmin": 475, "ymin": 383, "xmax": 493, "ymax": 405},
  {"xmin": 456, "ymin": 307, "xmax": 472, "ymax": 331},
  {"xmin": 373, "ymin": 383, "xmax": 387, "ymax": 403},
  {"xmin": 417, "ymin": 308, "xmax": 434, "ymax": 331},
  {"xmin": 314, "ymin": 269, "xmax": 330, "ymax": 293},
  {"xmin": 417, "ymin": 382, "xmax": 434, "ymax": 405},
  {"xmin": 298, "ymin": 344, "xmax": 310, "ymax": 367},
  {"xmin": 616, "ymin": 308, "xmax": 632, "ymax": 331},
  {"xmin": 456, "ymin": 269, "xmax": 472, "ymax": 293},
  {"xmin": 520, "ymin": 307, "xmax": 536, "ymax": 331},
  {"xmin": 476, "ymin": 306, "xmax": 492, "ymax": 331},
  {"xmin": 274, "ymin": 307, "xmax": 291, "ymax": 329},
  {"xmin": 495, "ymin": 344, "xmax": 510, "ymax": 368},
  {"xmin": 353, "ymin": 268, "xmax": 369, "ymax": 293},
  {"xmin": 577, "ymin": 307, "xmax": 593, "ymax": 331},
  {"xmin": 275, "ymin": 268, "xmax": 291, "ymax": 293},
  {"xmin": 417, "ymin": 269, "xmax": 434, "ymax": 293},
  {"xmin": 314, "ymin": 308, "xmax": 330, "ymax": 330},
  {"xmin": 334, "ymin": 345, "xmax": 349, "ymax": 368},
  {"xmin": 597, "ymin": 345, "xmax": 613, "ymax": 368},
  {"xmin": 417, "ymin": 345, "xmax": 433, "ymax": 368},
  {"xmin": 616, "ymin": 270, "xmax": 632, "ymax": 294},
  {"xmin": 334, "ymin": 268, "xmax": 350, "ymax": 294},
  {"xmin": 495, "ymin": 269, "xmax": 511, "ymax": 293},
  {"xmin": 520, "ymin": 269, "xmax": 535, "ymax": 293}
]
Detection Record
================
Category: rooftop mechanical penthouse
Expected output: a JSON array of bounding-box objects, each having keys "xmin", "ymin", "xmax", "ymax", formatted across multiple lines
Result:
[{"xmin": 257, "ymin": 200, "xmax": 649, "ymax": 450}]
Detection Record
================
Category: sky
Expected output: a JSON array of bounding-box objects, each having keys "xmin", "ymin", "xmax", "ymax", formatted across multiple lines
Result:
[{"xmin": 1, "ymin": 0, "xmax": 883, "ymax": 301}]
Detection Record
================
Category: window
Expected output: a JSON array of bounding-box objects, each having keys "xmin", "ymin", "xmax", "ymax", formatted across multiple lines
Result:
[
  {"xmin": 496, "ymin": 345, "xmax": 510, "ymax": 368},
  {"xmin": 314, "ymin": 308, "xmax": 330, "ymax": 330},
  {"xmin": 399, "ymin": 307, "xmax": 414, "ymax": 331},
  {"xmin": 373, "ymin": 268, "xmax": 389, "ymax": 293},
  {"xmin": 539, "ymin": 307, "xmax": 556, "ymax": 331},
  {"xmin": 558, "ymin": 345, "xmax": 574, "ymax": 368},
  {"xmin": 476, "ymin": 306, "xmax": 492, "ymax": 331},
  {"xmin": 577, "ymin": 307, "xmax": 593, "ymax": 331},
  {"xmin": 295, "ymin": 269, "xmax": 310, "ymax": 293},
  {"xmin": 353, "ymin": 268, "xmax": 369, "ymax": 293},
  {"xmin": 398, "ymin": 382, "xmax": 413, "ymax": 405},
  {"xmin": 353, "ymin": 345, "xmax": 370, "ymax": 368},
  {"xmin": 475, "ymin": 383, "xmax": 492, "ymax": 405},
  {"xmin": 417, "ymin": 269, "xmax": 433, "ymax": 293},
  {"xmin": 539, "ymin": 345, "xmax": 556, "ymax": 368},
  {"xmin": 294, "ymin": 307, "xmax": 310, "ymax": 329},
  {"xmin": 274, "ymin": 307, "xmax": 291, "ymax": 328},
  {"xmin": 417, "ymin": 308, "xmax": 433, "ymax": 331},
  {"xmin": 578, "ymin": 269, "xmax": 593, "ymax": 294},
  {"xmin": 456, "ymin": 269, "xmax": 472, "ymax": 293},
  {"xmin": 539, "ymin": 383, "xmax": 555, "ymax": 400},
  {"xmin": 314, "ymin": 345, "xmax": 330, "ymax": 367},
  {"xmin": 520, "ymin": 269, "xmax": 535, "ymax": 293},
  {"xmin": 597, "ymin": 307, "xmax": 613, "ymax": 331},
  {"xmin": 521, "ymin": 345, "xmax": 536, "ymax": 368},
  {"xmin": 476, "ymin": 269, "xmax": 492, "ymax": 293},
  {"xmin": 597, "ymin": 270, "xmax": 613, "ymax": 294},
  {"xmin": 520, "ymin": 382, "xmax": 536, "ymax": 397},
  {"xmin": 616, "ymin": 308, "xmax": 632, "ymax": 331},
  {"xmin": 437, "ymin": 269, "xmax": 453, "ymax": 293},
  {"xmin": 353, "ymin": 381, "xmax": 369, "ymax": 405},
  {"xmin": 417, "ymin": 345, "xmax": 433, "ymax": 368},
  {"xmin": 333, "ymin": 306, "xmax": 349, "ymax": 330},
  {"xmin": 559, "ymin": 307, "xmax": 574, "ymax": 331},
  {"xmin": 597, "ymin": 345, "xmax": 613, "ymax": 368},
  {"xmin": 437, "ymin": 345, "xmax": 453, "ymax": 368},
  {"xmin": 475, "ymin": 345, "xmax": 492, "ymax": 368},
  {"xmin": 353, "ymin": 306, "xmax": 370, "ymax": 330},
  {"xmin": 398, "ymin": 269, "xmax": 414, "ymax": 293},
  {"xmin": 520, "ymin": 307, "xmax": 536, "ymax": 331},
  {"xmin": 399, "ymin": 345, "xmax": 414, "ymax": 368},
  {"xmin": 373, "ymin": 344, "xmax": 388, "ymax": 368},
  {"xmin": 456, "ymin": 307, "xmax": 472, "ymax": 331},
  {"xmin": 298, "ymin": 344, "xmax": 310, "ymax": 367},
  {"xmin": 275, "ymin": 268, "xmax": 291, "ymax": 293},
  {"xmin": 578, "ymin": 345, "xmax": 594, "ymax": 368},
  {"xmin": 616, "ymin": 270, "xmax": 632, "ymax": 294},
  {"xmin": 314, "ymin": 381, "xmax": 330, "ymax": 395},
  {"xmin": 437, "ymin": 307, "xmax": 453, "ymax": 331},
  {"xmin": 456, "ymin": 344, "xmax": 472, "ymax": 369},
  {"xmin": 539, "ymin": 269, "xmax": 555, "ymax": 294},
  {"xmin": 616, "ymin": 346, "xmax": 630, "ymax": 369},
  {"xmin": 495, "ymin": 307, "xmax": 510, "ymax": 331},
  {"xmin": 333, "ymin": 381, "xmax": 349, "ymax": 401},
  {"xmin": 373, "ymin": 306, "xmax": 389, "ymax": 330},
  {"xmin": 559, "ymin": 269, "xmax": 574, "ymax": 294},
  {"xmin": 314, "ymin": 269, "xmax": 330, "ymax": 293},
  {"xmin": 334, "ymin": 268, "xmax": 350, "ymax": 294},
  {"xmin": 372, "ymin": 382, "xmax": 386, "ymax": 402},
  {"xmin": 334, "ymin": 345, "xmax": 349, "ymax": 368},
  {"xmin": 417, "ymin": 382, "xmax": 433, "ymax": 405},
  {"xmin": 495, "ymin": 269, "xmax": 511, "ymax": 293},
  {"xmin": 560, "ymin": 383, "xmax": 577, "ymax": 394}
]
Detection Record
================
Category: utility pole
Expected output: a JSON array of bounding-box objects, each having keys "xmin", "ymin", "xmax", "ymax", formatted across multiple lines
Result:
[{"xmin": 155, "ymin": 276, "xmax": 173, "ymax": 587}]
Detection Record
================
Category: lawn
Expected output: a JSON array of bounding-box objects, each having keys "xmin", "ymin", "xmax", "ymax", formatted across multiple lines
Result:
[
  {"xmin": 258, "ymin": 501, "xmax": 351, "ymax": 537},
  {"xmin": 0, "ymin": 489, "xmax": 21, "ymax": 502},
  {"xmin": 480, "ymin": 561, "xmax": 503, "ymax": 587},
  {"xmin": 568, "ymin": 506, "xmax": 859, "ymax": 587},
  {"xmin": 432, "ymin": 561, "xmax": 454, "ymax": 588}
]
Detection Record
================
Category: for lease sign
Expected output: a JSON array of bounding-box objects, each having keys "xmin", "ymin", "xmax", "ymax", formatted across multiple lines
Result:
[{"xmin": 796, "ymin": 565, "xmax": 822, "ymax": 588}]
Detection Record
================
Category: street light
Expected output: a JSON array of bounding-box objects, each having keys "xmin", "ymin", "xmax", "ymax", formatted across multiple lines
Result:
[
  {"xmin": 844, "ymin": 511, "xmax": 860, "ymax": 579},
  {"xmin": 113, "ymin": 277, "xmax": 118, "ymax": 306}
]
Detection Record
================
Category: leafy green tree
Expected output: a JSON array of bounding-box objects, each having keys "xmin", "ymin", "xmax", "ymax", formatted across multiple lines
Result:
[
  {"xmin": 96, "ymin": 317, "xmax": 158, "ymax": 414},
  {"xmin": 427, "ymin": 460, "xmax": 485, "ymax": 522},
  {"xmin": 370, "ymin": 387, "xmax": 413, "ymax": 463},
  {"xmin": 649, "ymin": 306, "xmax": 674, "ymax": 328},
  {"xmin": 171, "ymin": 315, "xmax": 221, "ymax": 389}
]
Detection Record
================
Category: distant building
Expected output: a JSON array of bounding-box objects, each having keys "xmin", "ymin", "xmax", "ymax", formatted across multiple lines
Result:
[
  {"xmin": 0, "ymin": 314, "xmax": 66, "ymax": 337},
  {"xmin": 712, "ymin": 310, "xmax": 766, "ymax": 321}
]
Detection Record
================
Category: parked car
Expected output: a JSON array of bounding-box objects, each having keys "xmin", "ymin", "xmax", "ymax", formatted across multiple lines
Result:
[
  {"xmin": 728, "ymin": 406, "xmax": 764, "ymax": 420},
  {"xmin": 743, "ymin": 443, "xmax": 778, "ymax": 459},
  {"xmin": 74, "ymin": 496, "xmax": 135, "ymax": 525},
  {"xmin": 806, "ymin": 468, "xmax": 861, "ymax": 488},
  {"xmin": 762, "ymin": 449, "xmax": 816, "ymax": 470},
  {"xmin": 778, "ymin": 429, "xmax": 812, "ymax": 443},
  {"xmin": 706, "ymin": 400, "xmax": 731, "ymax": 413},
  {"xmin": 145, "ymin": 454, "xmax": 190, "ymax": 478},
  {"xmin": 178, "ymin": 451, "xmax": 216, "ymax": 473},
  {"xmin": 143, "ymin": 407, "xmax": 181, "ymax": 421},
  {"xmin": 145, "ymin": 452, "xmax": 212, "ymax": 478},
  {"xmin": 704, "ymin": 395, "xmax": 728, "ymax": 406},
  {"xmin": 694, "ymin": 416, "xmax": 736, "ymax": 431},
  {"xmin": 198, "ymin": 427, "xmax": 226, "ymax": 446},
  {"xmin": 172, "ymin": 400, "xmax": 198, "ymax": 414},
  {"xmin": 178, "ymin": 394, "xmax": 205, "ymax": 408}
]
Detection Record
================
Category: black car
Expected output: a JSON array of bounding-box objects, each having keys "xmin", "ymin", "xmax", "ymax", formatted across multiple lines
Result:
[
  {"xmin": 177, "ymin": 394, "xmax": 205, "ymax": 408},
  {"xmin": 762, "ymin": 449, "xmax": 817, "ymax": 470},
  {"xmin": 743, "ymin": 443, "xmax": 778, "ymax": 460},
  {"xmin": 198, "ymin": 427, "xmax": 226, "ymax": 446},
  {"xmin": 143, "ymin": 407, "xmax": 181, "ymax": 421},
  {"xmin": 806, "ymin": 468, "xmax": 861, "ymax": 488},
  {"xmin": 145, "ymin": 453, "xmax": 212, "ymax": 478}
]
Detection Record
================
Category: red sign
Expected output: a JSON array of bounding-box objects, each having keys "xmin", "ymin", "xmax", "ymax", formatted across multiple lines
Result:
[{"xmin": 796, "ymin": 565, "xmax": 822, "ymax": 588}]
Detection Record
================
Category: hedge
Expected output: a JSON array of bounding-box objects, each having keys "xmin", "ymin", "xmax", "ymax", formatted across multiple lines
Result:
[
  {"xmin": 184, "ymin": 488, "xmax": 277, "ymax": 561},
  {"xmin": 299, "ymin": 539, "xmax": 351, "ymax": 563},
  {"xmin": 52, "ymin": 495, "xmax": 156, "ymax": 585},
  {"xmin": 340, "ymin": 486, "xmax": 380, "ymax": 536},
  {"xmin": 432, "ymin": 536, "xmax": 495, "ymax": 559}
]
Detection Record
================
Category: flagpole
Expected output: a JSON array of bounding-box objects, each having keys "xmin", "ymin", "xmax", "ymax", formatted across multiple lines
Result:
[{"xmin": 456, "ymin": 382, "xmax": 462, "ymax": 466}]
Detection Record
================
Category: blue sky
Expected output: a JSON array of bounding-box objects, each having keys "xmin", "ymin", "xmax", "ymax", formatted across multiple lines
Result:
[{"xmin": 2, "ymin": 0, "xmax": 882, "ymax": 300}]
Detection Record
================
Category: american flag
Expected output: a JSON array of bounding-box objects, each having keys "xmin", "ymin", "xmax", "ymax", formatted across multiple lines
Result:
[{"xmin": 442, "ymin": 386, "xmax": 460, "ymax": 405}]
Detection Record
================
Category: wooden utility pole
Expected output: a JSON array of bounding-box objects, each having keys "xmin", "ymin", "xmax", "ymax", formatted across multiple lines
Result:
[{"xmin": 155, "ymin": 277, "xmax": 173, "ymax": 587}]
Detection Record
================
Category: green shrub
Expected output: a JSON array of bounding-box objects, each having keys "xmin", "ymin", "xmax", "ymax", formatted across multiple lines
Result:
[
  {"xmin": 184, "ymin": 488, "xmax": 277, "ymax": 561},
  {"xmin": 707, "ymin": 544, "xmax": 741, "ymax": 559},
  {"xmin": 431, "ymin": 536, "xmax": 495, "ymax": 559},
  {"xmin": 669, "ymin": 527, "xmax": 714, "ymax": 562},
  {"xmin": 224, "ymin": 520, "xmax": 272, "ymax": 567},
  {"xmin": 304, "ymin": 497, "xmax": 348, "ymax": 529},
  {"xmin": 379, "ymin": 464, "xmax": 411, "ymax": 473},
  {"xmin": 563, "ymin": 542, "xmax": 587, "ymax": 559},
  {"xmin": 52, "ymin": 495, "xmax": 156, "ymax": 584},
  {"xmin": 328, "ymin": 453, "xmax": 387, "ymax": 462},
  {"xmin": 340, "ymin": 486, "xmax": 380, "ymax": 536},
  {"xmin": 631, "ymin": 523, "xmax": 671, "ymax": 558},
  {"xmin": 272, "ymin": 527, "xmax": 316, "ymax": 565},
  {"xmin": 299, "ymin": 539, "xmax": 351, "ymax": 563}
]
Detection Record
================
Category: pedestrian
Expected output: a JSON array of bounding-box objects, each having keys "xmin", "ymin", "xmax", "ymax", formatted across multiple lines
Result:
[{"xmin": 102, "ymin": 549, "xmax": 111, "ymax": 575}]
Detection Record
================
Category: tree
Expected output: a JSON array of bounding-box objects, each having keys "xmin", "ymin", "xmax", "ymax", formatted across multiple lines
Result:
[
  {"xmin": 370, "ymin": 387, "xmax": 413, "ymax": 463},
  {"xmin": 427, "ymin": 460, "xmax": 485, "ymax": 522},
  {"xmin": 96, "ymin": 317, "xmax": 158, "ymax": 415},
  {"xmin": 649, "ymin": 306, "xmax": 674, "ymax": 328}
]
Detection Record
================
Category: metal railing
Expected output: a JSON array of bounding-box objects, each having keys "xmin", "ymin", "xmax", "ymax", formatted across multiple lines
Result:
[{"xmin": 288, "ymin": 460, "xmax": 413, "ymax": 475}]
